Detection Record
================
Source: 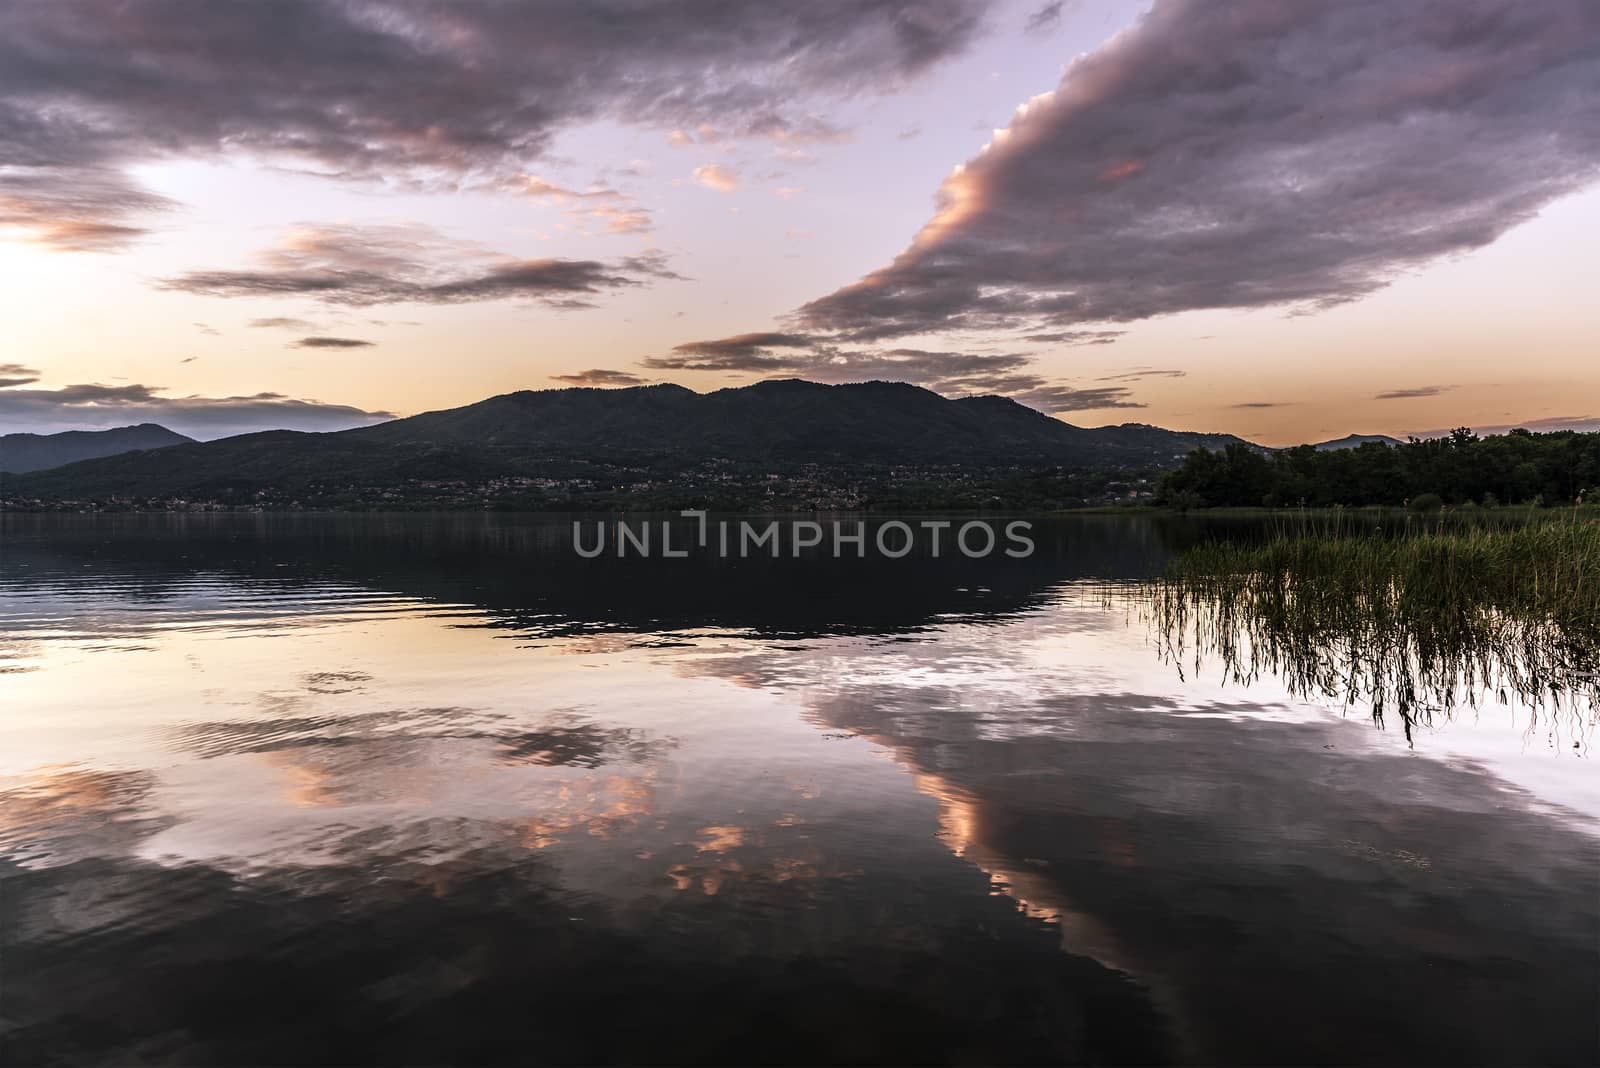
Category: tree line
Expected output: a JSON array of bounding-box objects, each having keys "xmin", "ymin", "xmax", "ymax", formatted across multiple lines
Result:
[{"xmin": 1157, "ymin": 429, "xmax": 1600, "ymax": 509}]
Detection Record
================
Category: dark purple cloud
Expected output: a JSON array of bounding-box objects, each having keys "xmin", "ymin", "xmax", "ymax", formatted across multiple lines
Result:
[
  {"xmin": 796, "ymin": 0, "xmax": 1600, "ymax": 341},
  {"xmin": 0, "ymin": 382, "xmax": 394, "ymax": 438},
  {"xmin": 1020, "ymin": 330, "xmax": 1122, "ymax": 346},
  {"xmin": 0, "ymin": 0, "xmax": 987, "ymax": 249},
  {"xmin": 248, "ymin": 317, "xmax": 321, "ymax": 331},
  {"xmin": 0, "ymin": 362, "xmax": 41, "ymax": 388},
  {"xmin": 160, "ymin": 223, "xmax": 680, "ymax": 307},
  {"xmin": 292, "ymin": 336, "xmax": 374, "ymax": 349},
  {"xmin": 550, "ymin": 369, "xmax": 649, "ymax": 388},
  {"xmin": 1023, "ymin": 2, "xmax": 1065, "ymax": 34},
  {"xmin": 1097, "ymin": 368, "xmax": 1186, "ymax": 382},
  {"xmin": 658, "ymin": 332, "xmax": 819, "ymax": 370},
  {"xmin": 1375, "ymin": 385, "xmax": 1454, "ymax": 400}
]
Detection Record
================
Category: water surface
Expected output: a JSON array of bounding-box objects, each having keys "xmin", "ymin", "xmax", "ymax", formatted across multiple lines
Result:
[{"xmin": 2, "ymin": 514, "xmax": 1596, "ymax": 1065}]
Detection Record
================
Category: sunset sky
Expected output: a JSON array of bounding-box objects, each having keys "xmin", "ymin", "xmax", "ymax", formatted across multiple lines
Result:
[{"xmin": 2, "ymin": 0, "xmax": 1597, "ymax": 445}]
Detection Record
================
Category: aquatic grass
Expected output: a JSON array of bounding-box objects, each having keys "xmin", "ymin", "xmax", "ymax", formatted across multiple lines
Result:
[{"xmin": 1146, "ymin": 517, "xmax": 1600, "ymax": 739}]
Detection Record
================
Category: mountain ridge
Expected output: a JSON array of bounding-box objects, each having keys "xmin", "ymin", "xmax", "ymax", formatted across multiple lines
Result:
[
  {"xmin": 0, "ymin": 423, "xmax": 195, "ymax": 474},
  {"xmin": 1311, "ymin": 433, "xmax": 1406, "ymax": 451},
  {"xmin": 2, "ymin": 381, "xmax": 1253, "ymax": 505}
]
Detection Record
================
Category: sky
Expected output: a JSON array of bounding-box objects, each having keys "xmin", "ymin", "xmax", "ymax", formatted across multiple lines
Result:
[{"xmin": 2, "ymin": 0, "xmax": 1598, "ymax": 446}]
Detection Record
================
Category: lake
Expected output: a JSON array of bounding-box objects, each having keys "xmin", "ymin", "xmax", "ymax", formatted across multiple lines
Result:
[{"xmin": 2, "ymin": 513, "xmax": 1596, "ymax": 1065}]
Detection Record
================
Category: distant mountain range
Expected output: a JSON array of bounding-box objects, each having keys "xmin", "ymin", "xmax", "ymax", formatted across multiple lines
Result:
[
  {"xmin": 1310, "ymin": 433, "xmax": 1405, "ymax": 451},
  {"xmin": 2, "ymin": 381, "xmax": 1250, "ymax": 504},
  {"xmin": 352, "ymin": 380, "xmax": 1249, "ymax": 464},
  {"xmin": 0, "ymin": 424, "xmax": 195, "ymax": 474}
]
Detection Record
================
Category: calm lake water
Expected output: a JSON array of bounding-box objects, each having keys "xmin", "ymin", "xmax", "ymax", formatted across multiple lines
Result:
[{"xmin": 2, "ymin": 513, "xmax": 1596, "ymax": 1065}]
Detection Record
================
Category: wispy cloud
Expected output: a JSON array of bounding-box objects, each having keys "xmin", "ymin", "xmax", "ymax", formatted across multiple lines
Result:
[
  {"xmin": 292, "ymin": 336, "xmax": 374, "ymax": 349},
  {"xmin": 0, "ymin": 362, "xmax": 42, "ymax": 388},
  {"xmin": 502, "ymin": 177, "xmax": 653, "ymax": 235},
  {"xmin": 0, "ymin": 168, "xmax": 173, "ymax": 252},
  {"xmin": 1023, "ymin": 1, "xmax": 1065, "ymax": 34},
  {"xmin": 1097, "ymin": 368, "xmax": 1185, "ymax": 382},
  {"xmin": 676, "ymin": 116, "xmax": 852, "ymax": 148},
  {"xmin": 248, "ymin": 317, "xmax": 321, "ymax": 331},
  {"xmin": 693, "ymin": 164, "xmax": 740, "ymax": 192},
  {"xmin": 160, "ymin": 223, "xmax": 680, "ymax": 308},
  {"xmin": 1375, "ymin": 385, "xmax": 1454, "ymax": 400},
  {"xmin": 1021, "ymin": 330, "xmax": 1123, "ymax": 346},
  {"xmin": 550, "ymin": 369, "xmax": 648, "ymax": 388}
]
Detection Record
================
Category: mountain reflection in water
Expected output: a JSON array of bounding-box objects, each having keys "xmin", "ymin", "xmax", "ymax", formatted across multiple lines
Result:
[{"xmin": 1, "ymin": 514, "xmax": 1596, "ymax": 1066}]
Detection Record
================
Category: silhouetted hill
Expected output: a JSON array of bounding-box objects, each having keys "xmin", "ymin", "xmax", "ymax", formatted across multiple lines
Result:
[
  {"xmin": 357, "ymin": 380, "xmax": 1244, "ymax": 463},
  {"xmin": 1083, "ymin": 421, "xmax": 1245, "ymax": 456},
  {"xmin": 3, "ymin": 381, "xmax": 1252, "ymax": 505},
  {"xmin": 0, "ymin": 424, "xmax": 194, "ymax": 474},
  {"xmin": 1311, "ymin": 433, "xmax": 1405, "ymax": 451}
]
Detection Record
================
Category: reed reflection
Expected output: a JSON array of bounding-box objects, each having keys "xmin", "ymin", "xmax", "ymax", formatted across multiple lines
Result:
[{"xmin": 1139, "ymin": 523, "xmax": 1600, "ymax": 742}]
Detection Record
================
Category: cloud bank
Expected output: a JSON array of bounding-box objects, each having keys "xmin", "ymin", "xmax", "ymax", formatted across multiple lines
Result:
[
  {"xmin": 0, "ymin": 381, "xmax": 394, "ymax": 439},
  {"xmin": 796, "ymin": 0, "xmax": 1600, "ymax": 341},
  {"xmin": 0, "ymin": 0, "xmax": 986, "ymax": 250}
]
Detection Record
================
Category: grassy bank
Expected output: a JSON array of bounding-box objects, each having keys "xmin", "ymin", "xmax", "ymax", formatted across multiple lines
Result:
[
  {"xmin": 1164, "ymin": 519, "xmax": 1600, "ymax": 631},
  {"xmin": 1070, "ymin": 502, "xmax": 1597, "ymax": 521},
  {"xmin": 1146, "ymin": 518, "xmax": 1600, "ymax": 732}
]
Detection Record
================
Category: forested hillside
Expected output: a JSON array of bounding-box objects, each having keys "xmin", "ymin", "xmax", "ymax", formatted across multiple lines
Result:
[{"xmin": 1159, "ymin": 429, "xmax": 1600, "ymax": 508}]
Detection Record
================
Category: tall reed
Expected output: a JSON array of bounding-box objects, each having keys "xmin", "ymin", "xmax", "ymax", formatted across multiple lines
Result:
[{"xmin": 1146, "ymin": 517, "xmax": 1600, "ymax": 737}]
